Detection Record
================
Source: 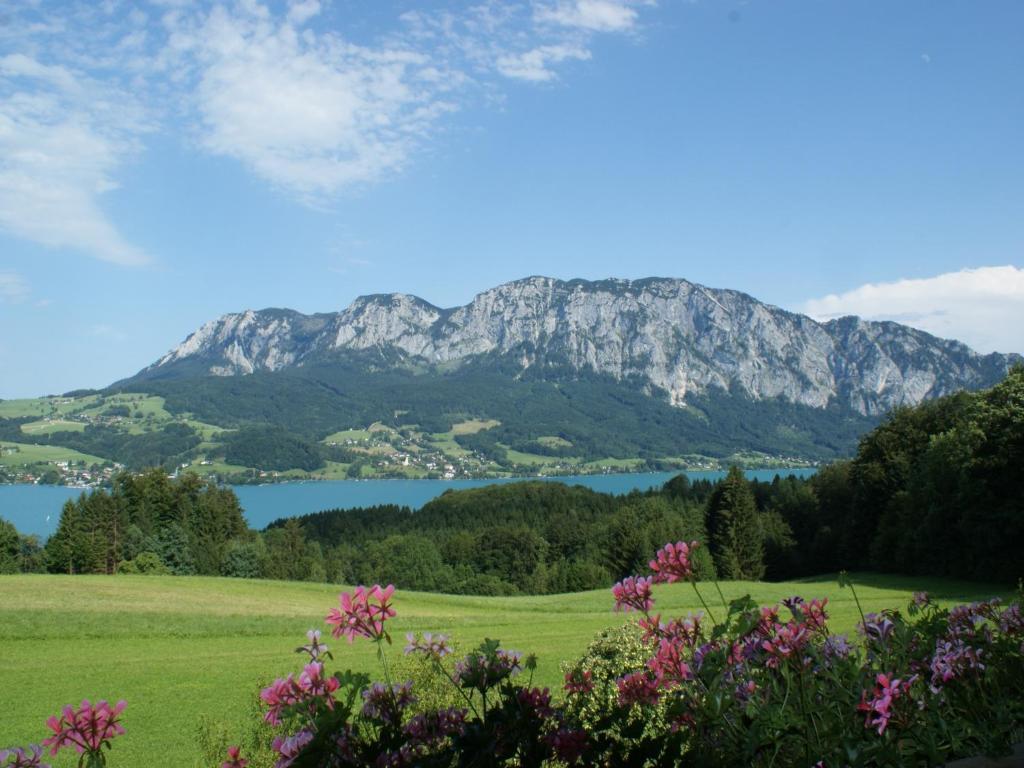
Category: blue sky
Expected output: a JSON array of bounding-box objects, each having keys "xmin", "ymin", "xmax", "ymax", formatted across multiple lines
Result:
[{"xmin": 1, "ymin": 0, "xmax": 1022, "ymax": 398}]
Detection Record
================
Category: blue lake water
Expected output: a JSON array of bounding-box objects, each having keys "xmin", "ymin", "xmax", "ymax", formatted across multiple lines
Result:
[{"xmin": 0, "ymin": 468, "xmax": 817, "ymax": 539}]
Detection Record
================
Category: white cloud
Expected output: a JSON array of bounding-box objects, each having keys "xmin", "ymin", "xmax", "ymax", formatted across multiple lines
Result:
[
  {"xmin": 0, "ymin": 0, "xmax": 657, "ymax": 242},
  {"xmin": 801, "ymin": 265, "xmax": 1024, "ymax": 355},
  {"xmin": 0, "ymin": 53, "xmax": 151, "ymax": 266},
  {"xmin": 175, "ymin": 5, "xmax": 455, "ymax": 199},
  {"xmin": 0, "ymin": 272, "xmax": 29, "ymax": 302},
  {"xmin": 496, "ymin": 44, "xmax": 591, "ymax": 82},
  {"xmin": 535, "ymin": 0, "xmax": 645, "ymax": 33}
]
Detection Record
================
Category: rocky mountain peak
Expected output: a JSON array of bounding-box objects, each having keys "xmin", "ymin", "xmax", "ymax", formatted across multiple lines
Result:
[{"xmin": 137, "ymin": 276, "xmax": 1020, "ymax": 416}]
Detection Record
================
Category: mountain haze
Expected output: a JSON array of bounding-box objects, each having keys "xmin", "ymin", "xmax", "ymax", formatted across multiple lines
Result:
[{"xmin": 134, "ymin": 277, "xmax": 1018, "ymax": 417}]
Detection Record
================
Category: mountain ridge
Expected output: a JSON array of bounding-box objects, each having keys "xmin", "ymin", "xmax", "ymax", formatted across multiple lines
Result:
[{"xmin": 129, "ymin": 276, "xmax": 1019, "ymax": 417}]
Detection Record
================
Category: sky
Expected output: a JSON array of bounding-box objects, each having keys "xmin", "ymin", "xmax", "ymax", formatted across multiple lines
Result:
[{"xmin": 1, "ymin": 0, "xmax": 1022, "ymax": 398}]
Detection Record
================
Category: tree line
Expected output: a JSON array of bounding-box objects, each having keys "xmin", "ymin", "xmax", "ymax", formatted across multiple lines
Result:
[{"xmin": 3, "ymin": 367, "xmax": 1020, "ymax": 588}]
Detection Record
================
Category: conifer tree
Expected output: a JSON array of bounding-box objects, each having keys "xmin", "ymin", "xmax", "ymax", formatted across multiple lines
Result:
[{"xmin": 706, "ymin": 466, "xmax": 765, "ymax": 580}]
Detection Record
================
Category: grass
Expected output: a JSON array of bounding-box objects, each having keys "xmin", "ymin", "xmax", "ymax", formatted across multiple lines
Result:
[
  {"xmin": 450, "ymin": 419, "xmax": 500, "ymax": 435},
  {"xmin": 0, "ymin": 572, "xmax": 1008, "ymax": 767},
  {"xmin": 0, "ymin": 441, "xmax": 107, "ymax": 467},
  {"xmin": 19, "ymin": 419, "xmax": 87, "ymax": 436},
  {"xmin": 321, "ymin": 429, "xmax": 372, "ymax": 444}
]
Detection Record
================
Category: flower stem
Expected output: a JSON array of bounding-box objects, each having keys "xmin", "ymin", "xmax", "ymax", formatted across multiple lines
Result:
[{"xmin": 690, "ymin": 578, "xmax": 719, "ymax": 626}]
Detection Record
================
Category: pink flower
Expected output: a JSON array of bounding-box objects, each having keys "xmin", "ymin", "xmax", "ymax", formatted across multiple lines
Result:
[
  {"xmin": 325, "ymin": 584, "xmax": 396, "ymax": 643},
  {"xmin": 271, "ymin": 730, "xmax": 313, "ymax": 768},
  {"xmin": 647, "ymin": 638, "xmax": 692, "ymax": 684},
  {"xmin": 0, "ymin": 745, "xmax": 49, "ymax": 768},
  {"xmin": 612, "ymin": 576, "xmax": 654, "ymax": 613},
  {"xmin": 616, "ymin": 671, "xmax": 661, "ymax": 707},
  {"xmin": 41, "ymin": 699, "xmax": 127, "ymax": 757},
  {"xmin": 563, "ymin": 669, "xmax": 594, "ymax": 695},
  {"xmin": 857, "ymin": 673, "xmax": 913, "ymax": 735},
  {"xmin": 260, "ymin": 661, "xmax": 339, "ymax": 725},
  {"xmin": 649, "ymin": 540, "xmax": 699, "ymax": 583},
  {"xmin": 546, "ymin": 728, "xmax": 588, "ymax": 764},
  {"xmin": 221, "ymin": 745, "xmax": 248, "ymax": 768}
]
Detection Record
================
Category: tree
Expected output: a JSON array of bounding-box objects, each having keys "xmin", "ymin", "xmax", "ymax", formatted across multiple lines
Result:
[
  {"xmin": 706, "ymin": 466, "xmax": 764, "ymax": 580},
  {"xmin": 0, "ymin": 517, "xmax": 20, "ymax": 574}
]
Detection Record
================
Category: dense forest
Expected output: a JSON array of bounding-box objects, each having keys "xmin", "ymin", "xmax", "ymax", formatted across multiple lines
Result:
[
  {"xmin": 3, "ymin": 367, "xmax": 1020, "ymax": 588},
  {"xmin": 125, "ymin": 361, "xmax": 876, "ymax": 461}
]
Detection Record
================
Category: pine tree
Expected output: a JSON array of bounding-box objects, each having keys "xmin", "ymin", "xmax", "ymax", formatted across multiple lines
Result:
[{"xmin": 706, "ymin": 466, "xmax": 765, "ymax": 580}]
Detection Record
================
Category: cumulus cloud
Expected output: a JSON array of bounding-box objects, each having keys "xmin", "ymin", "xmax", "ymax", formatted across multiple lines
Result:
[
  {"xmin": 0, "ymin": 271, "xmax": 29, "ymax": 303},
  {"xmin": 801, "ymin": 265, "xmax": 1024, "ymax": 355},
  {"xmin": 0, "ymin": 54, "xmax": 151, "ymax": 266}
]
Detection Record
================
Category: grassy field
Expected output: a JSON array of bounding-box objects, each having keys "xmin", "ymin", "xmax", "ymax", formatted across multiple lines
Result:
[
  {"xmin": 0, "ymin": 441, "xmax": 108, "ymax": 467},
  {"xmin": 0, "ymin": 573, "xmax": 1008, "ymax": 767}
]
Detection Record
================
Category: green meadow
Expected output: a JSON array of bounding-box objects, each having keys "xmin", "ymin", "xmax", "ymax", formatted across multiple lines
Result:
[{"xmin": 0, "ymin": 573, "xmax": 1008, "ymax": 767}]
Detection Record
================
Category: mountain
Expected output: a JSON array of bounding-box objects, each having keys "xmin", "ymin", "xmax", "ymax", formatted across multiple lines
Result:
[{"xmin": 132, "ymin": 276, "xmax": 1018, "ymax": 417}]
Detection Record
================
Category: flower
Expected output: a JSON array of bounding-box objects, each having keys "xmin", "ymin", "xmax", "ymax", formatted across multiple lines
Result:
[
  {"xmin": 546, "ymin": 728, "xmax": 588, "ymax": 764},
  {"xmin": 260, "ymin": 661, "xmax": 339, "ymax": 726},
  {"xmin": 929, "ymin": 638, "xmax": 985, "ymax": 689},
  {"xmin": 404, "ymin": 631, "xmax": 452, "ymax": 658},
  {"xmin": 612, "ymin": 576, "xmax": 655, "ymax": 613},
  {"xmin": 649, "ymin": 540, "xmax": 699, "ymax": 583},
  {"xmin": 221, "ymin": 745, "xmax": 248, "ymax": 768},
  {"xmin": 454, "ymin": 649, "xmax": 522, "ymax": 690},
  {"xmin": 41, "ymin": 699, "xmax": 127, "ymax": 757},
  {"xmin": 857, "ymin": 673, "xmax": 913, "ymax": 735},
  {"xmin": 0, "ymin": 745, "xmax": 50, "ymax": 768},
  {"xmin": 325, "ymin": 584, "xmax": 396, "ymax": 643},
  {"xmin": 271, "ymin": 730, "xmax": 313, "ymax": 768},
  {"xmin": 648, "ymin": 638, "xmax": 692, "ymax": 684},
  {"xmin": 563, "ymin": 669, "xmax": 594, "ymax": 695},
  {"xmin": 403, "ymin": 708, "xmax": 467, "ymax": 746},
  {"xmin": 616, "ymin": 670, "xmax": 661, "ymax": 707},
  {"xmin": 859, "ymin": 613, "xmax": 896, "ymax": 646},
  {"xmin": 361, "ymin": 681, "xmax": 416, "ymax": 726},
  {"xmin": 823, "ymin": 634, "xmax": 853, "ymax": 661},
  {"xmin": 516, "ymin": 687, "xmax": 555, "ymax": 719},
  {"xmin": 296, "ymin": 629, "xmax": 329, "ymax": 661}
]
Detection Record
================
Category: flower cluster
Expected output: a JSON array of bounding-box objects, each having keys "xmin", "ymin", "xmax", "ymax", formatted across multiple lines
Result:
[
  {"xmin": 403, "ymin": 631, "xmax": 452, "ymax": 659},
  {"xmin": 454, "ymin": 648, "xmax": 522, "ymax": 690},
  {"xmin": 260, "ymin": 662, "xmax": 340, "ymax": 726},
  {"xmin": 857, "ymin": 673, "xmax": 914, "ymax": 735},
  {"xmin": 220, "ymin": 745, "xmax": 247, "ymax": 768},
  {"xmin": 0, "ymin": 746, "xmax": 49, "ymax": 768},
  {"xmin": 612, "ymin": 576, "xmax": 655, "ymax": 613},
  {"xmin": 361, "ymin": 682, "xmax": 416, "ymax": 726},
  {"xmin": 41, "ymin": 700, "xmax": 127, "ymax": 761},
  {"xmin": 325, "ymin": 584, "xmax": 396, "ymax": 643},
  {"xmin": 649, "ymin": 540, "xmax": 699, "ymax": 583}
]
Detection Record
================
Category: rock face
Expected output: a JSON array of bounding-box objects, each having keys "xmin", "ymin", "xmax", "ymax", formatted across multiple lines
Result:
[{"xmin": 141, "ymin": 277, "xmax": 1020, "ymax": 416}]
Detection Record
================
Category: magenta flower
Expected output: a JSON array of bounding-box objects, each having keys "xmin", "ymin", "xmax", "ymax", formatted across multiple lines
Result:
[
  {"xmin": 563, "ymin": 669, "xmax": 594, "ymax": 695},
  {"xmin": 612, "ymin": 576, "xmax": 655, "ymax": 613},
  {"xmin": 857, "ymin": 673, "xmax": 913, "ymax": 735},
  {"xmin": 361, "ymin": 681, "xmax": 416, "ymax": 725},
  {"xmin": 41, "ymin": 699, "xmax": 126, "ymax": 758},
  {"xmin": 403, "ymin": 708, "xmax": 467, "ymax": 746},
  {"xmin": 616, "ymin": 670, "xmax": 662, "ymax": 707},
  {"xmin": 546, "ymin": 728, "xmax": 588, "ymax": 764},
  {"xmin": 0, "ymin": 745, "xmax": 50, "ymax": 768},
  {"xmin": 648, "ymin": 638, "xmax": 692, "ymax": 684},
  {"xmin": 271, "ymin": 730, "xmax": 313, "ymax": 768},
  {"xmin": 220, "ymin": 745, "xmax": 248, "ymax": 768},
  {"xmin": 325, "ymin": 584, "xmax": 396, "ymax": 643},
  {"xmin": 260, "ymin": 661, "xmax": 340, "ymax": 725},
  {"xmin": 649, "ymin": 540, "xmax": 699, "ymax": 583}
]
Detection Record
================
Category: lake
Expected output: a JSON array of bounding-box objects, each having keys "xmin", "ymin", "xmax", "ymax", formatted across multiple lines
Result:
[{"xmin": 0, "ymin": 468, "xmax": 817, "ymax": 539}]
